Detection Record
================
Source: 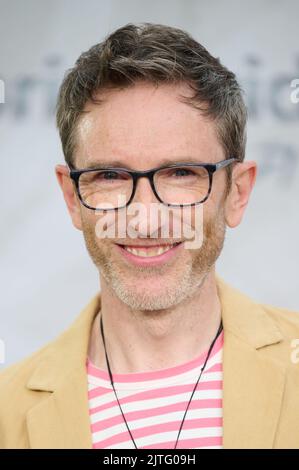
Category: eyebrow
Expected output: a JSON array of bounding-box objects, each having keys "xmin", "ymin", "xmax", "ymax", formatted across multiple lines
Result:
[{"xmin": 82, "ymin": 157, "xmax": 206, "ymax": 170}]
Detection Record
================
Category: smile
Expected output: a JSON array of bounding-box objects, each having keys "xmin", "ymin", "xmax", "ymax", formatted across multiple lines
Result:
[
  {"xmin": 122, "ymin": 243, "xmax": 180, "ymax": 257},
  {"xmin": 115, "ymin": 241, "xmax": 183, "ymax": 266}
]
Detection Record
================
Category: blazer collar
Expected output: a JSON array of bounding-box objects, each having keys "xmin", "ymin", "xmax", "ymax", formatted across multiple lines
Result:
[
  {"xmin": 216, "ymin": 275, "xmax": 283, "ymax": 349},
  {"xmin": 26, "ymin": 274, "xmax": 286, "ymax": 448},
  {"xmin": 216, "ymin": 275, "xmax": 286, "ymax": 448},
  {"xmin": 26, "ymin": 295, "xmax": 100, "ymax": 448}
]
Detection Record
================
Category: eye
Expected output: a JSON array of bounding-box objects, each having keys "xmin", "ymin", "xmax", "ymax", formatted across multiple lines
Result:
[
  {"xmin": 101, "ymin": 170, "xmax": 120, "ymax": 180},
  {"xmin": 156, "ymin": 166, "xmax": 208, "ymax": 183},
  {"xmin": 172, "ymin": 168, "xmax": 195, "ymax": 177},
  {"xmin": 164, "ymin": 167, "xmax": 198, "ymax": 179},
  {"xmin": 92, "ymin": 170, "xmax": 130, "ymax": 183}
]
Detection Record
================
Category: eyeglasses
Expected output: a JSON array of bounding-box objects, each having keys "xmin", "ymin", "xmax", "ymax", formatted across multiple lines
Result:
[{"xmin": 69, "ymin": 157, "xmax": 240, "ymax": 211}]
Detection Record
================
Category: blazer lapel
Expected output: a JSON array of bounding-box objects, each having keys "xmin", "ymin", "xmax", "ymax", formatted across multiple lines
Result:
[
  {"xmin": 25, "ymin": 294, "xmax": 101, "ymax": 449},
  {"xmin": 216, "ymin": 275, "xmax": 286, "ymax": 449},
  {"xmin": 222, "ymin": 329, "xmax": 286, "ymax": 448},
  {"xmin": 26, "ymin": 366, "xmax": 93, "ymax": 448}
]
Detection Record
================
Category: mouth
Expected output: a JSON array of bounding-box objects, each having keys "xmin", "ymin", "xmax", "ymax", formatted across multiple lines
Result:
[
  {"xmin": 118, "ymin": 242, "xmax": 181, "ymax": 257},
  {"xmin": 115, "ymin": 241, "xmax": 184, "ymax": 266}
]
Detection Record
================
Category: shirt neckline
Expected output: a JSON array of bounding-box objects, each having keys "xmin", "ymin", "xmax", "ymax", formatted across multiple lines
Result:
[{"xmin": 87, "ymin": 329, "xmax": 223, "ymax": 385}]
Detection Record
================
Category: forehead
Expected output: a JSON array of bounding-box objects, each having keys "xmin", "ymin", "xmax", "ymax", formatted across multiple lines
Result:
[{"xmin": 75, "ymin": 82, "xmax": 223, "ymax": 169}]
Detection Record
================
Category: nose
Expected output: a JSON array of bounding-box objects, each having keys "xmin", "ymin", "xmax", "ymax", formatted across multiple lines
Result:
[
  {"xmin": 128, "ymin": 176, "xmax": 161, "ymax": 238},
  {"xmin": 132, "ymin": 176, "xmax": 158, "ymax": 205}
]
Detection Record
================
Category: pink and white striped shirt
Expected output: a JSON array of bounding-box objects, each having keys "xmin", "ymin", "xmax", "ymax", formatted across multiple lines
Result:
[{"xmin": 86, "ymin": 329, "xmax": 223, "ymax": 449}]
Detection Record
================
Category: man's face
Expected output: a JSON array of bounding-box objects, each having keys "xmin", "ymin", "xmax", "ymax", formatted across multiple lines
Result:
[{"xmin": 74, "ymin": 82, "xmax": 228, "ymax": 311}]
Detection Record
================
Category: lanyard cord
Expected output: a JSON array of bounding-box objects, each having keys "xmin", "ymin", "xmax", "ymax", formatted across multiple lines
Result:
[{"xmin": 100, "ymin": 315, "xmax": 223, "ymax": 449}]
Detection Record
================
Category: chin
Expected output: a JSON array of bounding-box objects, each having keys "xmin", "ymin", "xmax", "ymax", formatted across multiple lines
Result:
[{"xmin": 109, "ymin": 271, "xmax": 194, "ymax": 311}]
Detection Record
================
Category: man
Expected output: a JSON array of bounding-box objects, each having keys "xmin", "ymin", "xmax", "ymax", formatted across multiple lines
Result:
[{"xmin": 0, "ymin": 23, "xmax": 298, "ymax": 449}]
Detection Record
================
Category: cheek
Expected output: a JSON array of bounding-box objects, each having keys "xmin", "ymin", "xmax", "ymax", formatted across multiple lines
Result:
[
  {"xmin": 94, "ymin": 210, "xmax": 131, "ymax": 242},
  {"xmin": 186, "ymin": 205, "xmax": 216, "ymax": 242},
  {"xmin": 191, "ymin": 202, "xmax": 225, "ymax": 248},
  {"xmin": 81, "ymin": 210, "xmax": 101, "ymax": 246}
]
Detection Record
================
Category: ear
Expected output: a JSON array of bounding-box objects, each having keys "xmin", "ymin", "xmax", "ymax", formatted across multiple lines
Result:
[
  {"xmin": 224, "ymin": 161, "xmax": 257, "ymax": 228},
  {"xmin": 55, "ymin": 164, "xmax": 82, "ymax": 231}
]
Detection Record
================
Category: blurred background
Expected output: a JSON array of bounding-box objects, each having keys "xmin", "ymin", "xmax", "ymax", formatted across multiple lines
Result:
[{"xmin": 0, "ymin": 0, "xmax": 298, "ymax": 368}]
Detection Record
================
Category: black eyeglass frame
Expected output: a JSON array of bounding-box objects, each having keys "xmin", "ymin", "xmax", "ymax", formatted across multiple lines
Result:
[{"xmin": 69, "ymin": 157, "xmax": 240, "ymax": 211}]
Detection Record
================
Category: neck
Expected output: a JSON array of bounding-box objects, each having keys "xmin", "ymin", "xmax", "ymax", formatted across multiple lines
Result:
[{"xmin": 88, "ymin": 268, "xmax": 222, "ymax": 374}]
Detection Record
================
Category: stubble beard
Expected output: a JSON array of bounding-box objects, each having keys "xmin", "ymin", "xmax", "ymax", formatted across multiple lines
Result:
[{"xmin": 82, "ymin": 206, "xmax": 226, "ymax": 312}]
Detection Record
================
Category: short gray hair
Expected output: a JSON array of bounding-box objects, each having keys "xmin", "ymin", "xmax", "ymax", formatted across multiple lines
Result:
[{"xmin": 56, "ymin": 22, "xmax": 247, "ymax": 185}]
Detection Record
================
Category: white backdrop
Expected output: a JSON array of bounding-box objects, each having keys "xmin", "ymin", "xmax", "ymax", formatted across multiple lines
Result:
[{"xmin": 0, "ymin": 0, "xmax": 298, "ymax": 368}]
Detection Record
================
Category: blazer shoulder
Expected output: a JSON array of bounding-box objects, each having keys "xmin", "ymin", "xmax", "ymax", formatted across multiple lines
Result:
[
  {"xmin": 261, "ymin": 302, "xmax": 299, "ymax": 338},
  {"xmin": 0, "ymin": 293, "xmax": 99, "ymax": 403},
  {"xmin": 0, "ymin": 294, "xmax": 99, "ymax": 448},
  {"xmin": 0, "ymin": 342, "xmax": 56, "ymax": 449},
  {"xmin": 0, "ymin": 341, "xmax": 52, "ymax": 399}
]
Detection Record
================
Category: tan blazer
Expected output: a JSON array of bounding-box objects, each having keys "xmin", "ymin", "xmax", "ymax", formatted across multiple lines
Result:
[{"xmin": 0, "ymin": 275, "xmax": 299, "ymax": 449}]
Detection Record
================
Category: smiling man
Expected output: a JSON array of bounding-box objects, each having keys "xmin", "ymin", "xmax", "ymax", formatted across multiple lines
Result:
[{"xmin": 0, "ymin": 23, "xmax": 299, "ymax": 450}]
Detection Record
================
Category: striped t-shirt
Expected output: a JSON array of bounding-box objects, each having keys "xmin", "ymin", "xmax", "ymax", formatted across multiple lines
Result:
[{"xmin": 86, "ymin": 329, "xmax": 223, "ymax": 449}]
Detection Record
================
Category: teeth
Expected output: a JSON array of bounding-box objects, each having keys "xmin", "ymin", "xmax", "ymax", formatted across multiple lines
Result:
[{"xmin": 124, "ymin": 244, "xmax": 176, "ymax": 257}]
